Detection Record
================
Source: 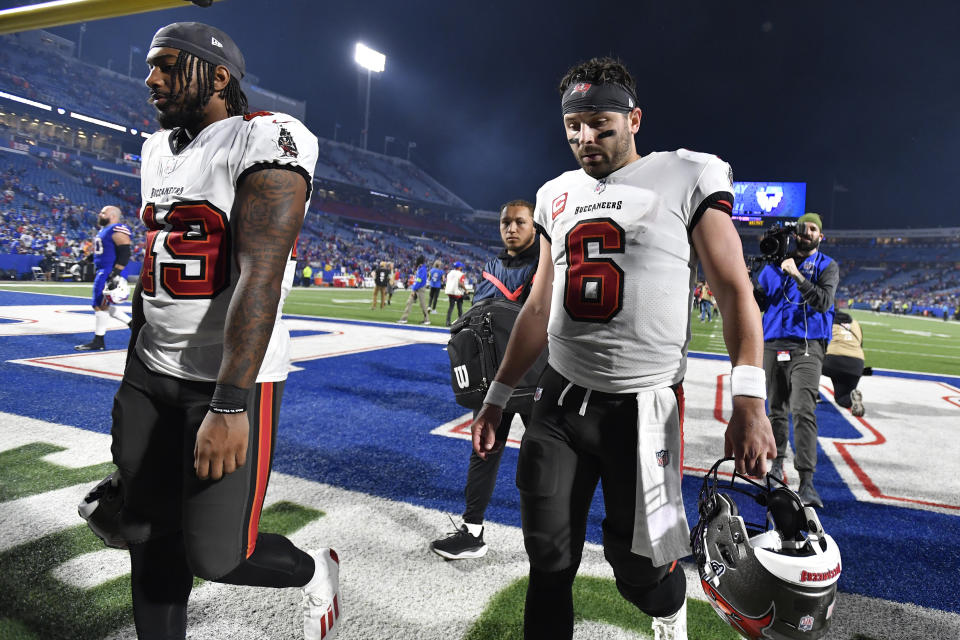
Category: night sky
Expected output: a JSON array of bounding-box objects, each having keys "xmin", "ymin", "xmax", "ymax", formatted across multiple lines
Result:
[{"xmin": 3, "ymin": 0, "xmax": 959, "ymax": 229}]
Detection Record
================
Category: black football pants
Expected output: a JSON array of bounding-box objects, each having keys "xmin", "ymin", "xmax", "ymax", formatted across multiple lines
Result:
[
  {"xmin": 113, "ymin": 353, "xmax": 314, "ymax": 639},
  {"xmin": 517, "ymin": 366, "xmax": 685, "ymax": 639},
  {"xmin": 462, "ymin": 410, "xmax": 526, "ymax": 525}
]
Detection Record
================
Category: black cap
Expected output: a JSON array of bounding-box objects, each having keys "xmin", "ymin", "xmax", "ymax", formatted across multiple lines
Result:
[{"xmin": 150, "ymin": 22, "xmax": 245, "ymax": 80}]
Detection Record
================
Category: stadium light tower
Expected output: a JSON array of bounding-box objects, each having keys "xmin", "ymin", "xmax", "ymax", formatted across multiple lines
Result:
[{"xmin": 354, "ymin": 42, "xmax": 385, "ymax": 151}]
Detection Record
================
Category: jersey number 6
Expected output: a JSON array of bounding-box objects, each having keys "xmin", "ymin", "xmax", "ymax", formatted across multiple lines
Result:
[
  {"xmin": 140, "ymin": 201, "xmax": 231, "ymax": 298},
  {"xmin": 563, "ymin": 218, "xmax": 625, "ymax": 323}
]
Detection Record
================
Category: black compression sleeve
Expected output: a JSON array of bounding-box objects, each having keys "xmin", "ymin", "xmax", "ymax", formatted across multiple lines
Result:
[{"xmin": 114, "ymin": 244, "xmax": 131, "ymax": 267}]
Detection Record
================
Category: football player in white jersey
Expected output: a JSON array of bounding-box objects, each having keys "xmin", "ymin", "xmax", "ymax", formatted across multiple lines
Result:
[
  {"xmin": 78, "ymin": 23, "xmax": 339, "ymax": 640},
  {"xmin": 470, "ymin": 57, "xmax": 776, "ymax": 640}
]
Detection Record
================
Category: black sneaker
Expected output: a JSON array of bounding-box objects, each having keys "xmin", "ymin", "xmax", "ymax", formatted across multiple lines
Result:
[
  {"xmin": 74, "ymin": 338, "xmax": 105, "ymax": 351},
  {"xmin": 430, "ymin": 520, "xmax": 487, "ymax": 560},
  {"xmin": 78, "ymin": 472, "xmax": 127, "ymax": 549}
]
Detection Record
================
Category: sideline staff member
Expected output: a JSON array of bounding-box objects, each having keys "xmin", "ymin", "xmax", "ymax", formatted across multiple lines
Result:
[
  {"xmin": 430, "ymin": 199, "xmax": 539, "ymax": 560},
  {"xmin": 754, "ymin": 212, "xmax": 838, "ymax": 508}
]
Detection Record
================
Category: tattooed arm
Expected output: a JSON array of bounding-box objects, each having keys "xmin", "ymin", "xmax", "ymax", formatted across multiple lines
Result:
[{"xmin": 194, "ymin": 168, "xmax": 307, "ymax": 481}]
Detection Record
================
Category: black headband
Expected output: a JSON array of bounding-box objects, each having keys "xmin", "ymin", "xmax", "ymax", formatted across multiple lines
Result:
[
  {"xmin": 561, "ymin": 81, "xmax": 637, "ymax": 115},
  {"xmin": 150, "ymin": 22, "xmax": 245, "ymax": 80}
]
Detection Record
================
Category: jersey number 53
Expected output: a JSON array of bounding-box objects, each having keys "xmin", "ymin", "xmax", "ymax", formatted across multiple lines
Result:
[{"xmin": 140, "ymin": 201, "xmax": 231, "ymax": 299}]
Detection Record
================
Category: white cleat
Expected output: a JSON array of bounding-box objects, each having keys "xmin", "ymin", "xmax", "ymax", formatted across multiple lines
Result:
[
  {"xmin": 651, "ymin": 599, "xmax": 687, "ymax": 640},
  {"xmin": 303, "ymin": 548, "xmax": 341, "ymax": 640}
]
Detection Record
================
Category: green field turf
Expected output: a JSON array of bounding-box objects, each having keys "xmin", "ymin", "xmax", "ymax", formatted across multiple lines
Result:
[{"xmin": 5, "ymin": 282, "xmax": 957, "ymax": 376}]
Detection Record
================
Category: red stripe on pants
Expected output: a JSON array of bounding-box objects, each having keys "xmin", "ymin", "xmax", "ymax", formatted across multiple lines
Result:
[
  {"xmin": 246, "ymin": 382, "xmax": 274, "ymax": 557},
  {"xmin": 675, "ymin": 384, "xmax": 685, "ymax": 470}
]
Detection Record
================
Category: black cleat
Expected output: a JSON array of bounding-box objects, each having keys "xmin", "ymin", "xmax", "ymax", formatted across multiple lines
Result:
[{"xmin": 74, "ymin": 339, "xmax": 105, "ymax": 351}]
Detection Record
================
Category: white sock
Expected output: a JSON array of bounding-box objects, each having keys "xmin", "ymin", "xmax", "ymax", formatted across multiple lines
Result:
[
  {"xmin": 463, "ymin": 522, "xmax": 483, "ymax": 537},
  {"xmin": 94, "ymin": 310, "xmax": 109, "ymax": 337},
  {"xmin": 107, "ymin": 306, "xmax": 131, "ymax": 325}
]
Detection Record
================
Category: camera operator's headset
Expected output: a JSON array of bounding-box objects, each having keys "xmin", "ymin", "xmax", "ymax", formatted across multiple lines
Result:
[{"xmin": 780, "ymin": 248, "xmax": 826, "ymax": 357}]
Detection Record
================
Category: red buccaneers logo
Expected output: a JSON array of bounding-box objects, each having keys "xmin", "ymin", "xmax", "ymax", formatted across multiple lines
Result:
[
  {"xmin": 552, "ymin": 192, "xmax": 568, "ymax": 219},
  {"xmin": 800, "ymin": 563, "xmax": 841, "ymax": 583},
  {"xmin": 701, "ymin": 580, "xmax": 774, "ymax": 640},
  {"xmin": 572, "ymin": 82, "xmax": 592, "ymax": 94}
]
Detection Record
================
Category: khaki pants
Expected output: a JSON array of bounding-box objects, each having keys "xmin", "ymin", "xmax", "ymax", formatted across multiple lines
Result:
[
  {"xmin": 399, "ymin": 288, "xmax": 430, "ymax": 323},
  {"xmin": 371, "ymin": 285, "xmax": 388, "ymax": 308}
]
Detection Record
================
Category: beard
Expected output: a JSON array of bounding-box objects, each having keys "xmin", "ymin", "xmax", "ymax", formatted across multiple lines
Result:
[
  {"xmin": 97, "ymin": 217, "xmax": 109, "ymax": 227},
  {"xmin": 155, "ymin": 90, "xmax": 207, "ymax": 131},
  {"xmin": 576, "ymin": 129, "xmax": 633, "ymax": 179},
  {"xmin": 796, "ymin": 235, "xmax": 821, "ymax": 252}
]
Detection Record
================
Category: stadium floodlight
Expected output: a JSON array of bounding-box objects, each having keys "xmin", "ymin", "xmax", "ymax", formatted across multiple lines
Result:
[
  {"xmin": 0, "ymin": 90, "xmax": 52, "ymax": 111},
  {"xmin": 70, "ymin": 111, "xmax": 126, "ymax": 132},
  {"xmin": 354, "ymin": 42, "xmax": 385, "ymax": 151},
  {"xmin": 354, "ymin": 43, "xmax": 385, "ymax": 73}
]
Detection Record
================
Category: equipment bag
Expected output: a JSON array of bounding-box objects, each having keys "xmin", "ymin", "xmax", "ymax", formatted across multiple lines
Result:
[{"xmin": 447, "ymin": 298, "xmax": 548, "ymax": 413}]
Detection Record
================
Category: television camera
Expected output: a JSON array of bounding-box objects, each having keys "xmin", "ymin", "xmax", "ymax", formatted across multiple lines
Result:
[{"xmin": 747, "ymin": 221, "xmax": 798, "ymax": 272}]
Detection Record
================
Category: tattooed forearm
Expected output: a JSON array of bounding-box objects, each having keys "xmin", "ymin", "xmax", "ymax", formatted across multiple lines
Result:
[{"xmin": 218, "ymin": 168, "xmax": 307, "ymax": 388}]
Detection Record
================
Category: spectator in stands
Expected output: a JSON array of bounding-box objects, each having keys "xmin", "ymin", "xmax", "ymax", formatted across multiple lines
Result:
[
  {"xmin": 822, "ymin": 310, "xmax": 866, "ymax": 417},
  {"xmin": 444, "ymin": 260, "xmax": 467, "ymax": 326},
  {"xmin": 371, "ymin": 260, "xmax": 392, "ymax": 310},
  {"xmin": 754, "ymin": 212, "xmax": 838, "ymax": 508},
  {"xmin": 430, "ymin": 199, "xmax": 539, "ymax": 560},
  {"xmin": 398, "ymin": 255, "xmax": 430, "ymax": 325},
  {"xmin": 427, "ymin": 259, "xmax": 445, "ymax": 313}
]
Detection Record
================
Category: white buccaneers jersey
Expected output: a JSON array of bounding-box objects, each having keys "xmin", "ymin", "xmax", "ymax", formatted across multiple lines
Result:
[
  {"xmin": 533, "ymin": 149, "xmax": 733, "ymax": 393},
  {"xmin": 136, "ymin": 112, "xmax": 318, "ymax": 383}
]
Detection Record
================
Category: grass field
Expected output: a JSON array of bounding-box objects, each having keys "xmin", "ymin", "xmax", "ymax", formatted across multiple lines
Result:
[{"xmin": 7, "ymin": 281, "xmax": 958, "ymax": 376}]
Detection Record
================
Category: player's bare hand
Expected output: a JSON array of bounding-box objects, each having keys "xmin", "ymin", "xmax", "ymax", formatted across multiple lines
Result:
[
  {"xmin": 194, "ymin": 411, "xmax": 249, "ymax": 480},
  {"xmin": 471, "ymin": 404, "xmax": 504, "ymax": 460},
  {"xmin": 724, "ymin": 396, "xmax": 776, "ymax": 477}
]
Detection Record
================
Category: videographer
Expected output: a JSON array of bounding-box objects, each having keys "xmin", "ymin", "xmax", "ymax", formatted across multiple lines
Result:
[{"xmin": 754, "ymin": 212, "xmax": 838, "ymax": 508}]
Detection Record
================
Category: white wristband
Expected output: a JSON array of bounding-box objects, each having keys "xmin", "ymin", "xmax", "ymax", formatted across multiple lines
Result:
[
  {"xmin": 731, "ymin": 365, "xmax": 767, "ymax": 399},
  {"xmin": 483, "ymin": 380, "xmax": 514, "ymax": 409}
]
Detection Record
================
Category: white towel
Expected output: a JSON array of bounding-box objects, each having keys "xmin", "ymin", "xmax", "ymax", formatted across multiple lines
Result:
[{"xmin": 630, "ymin": 385, "xmax": 691, "ymax": 566}]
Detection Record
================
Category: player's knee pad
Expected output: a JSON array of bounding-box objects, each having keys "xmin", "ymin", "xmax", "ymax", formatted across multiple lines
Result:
[
  {"xmin": 183, "ymin": 532, "xmax": 242, "ymax": 581},
  {"xmin": 523, "ymin": 531, "xmax": 578, "ymax": 573},
  {"xmin": 215, "ymin": 533, "xmax": 314, "ymax": 588},
  {"xmin": 612, "ymin": 560, "xmax": 685, "ymax": 618},
  {"xmin": 515, "ymin": 436, "xmax": 560, "ymax": 497}
]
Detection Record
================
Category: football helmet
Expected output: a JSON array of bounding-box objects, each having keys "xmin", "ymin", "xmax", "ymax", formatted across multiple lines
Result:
[
  {"xmin": 78, "ymin": 471, "xmax": 127, "ymax": 549},
  {"xmin": 105, "ymin": 275, "xmax": 130, "ymax": 304},
  {"xmin": 690, "ymin": 458, "xmax": 841, "ymax": 640}
]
